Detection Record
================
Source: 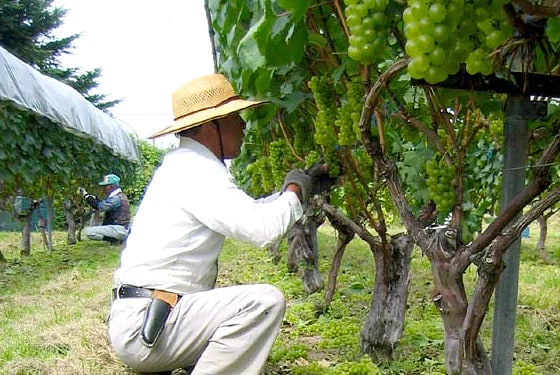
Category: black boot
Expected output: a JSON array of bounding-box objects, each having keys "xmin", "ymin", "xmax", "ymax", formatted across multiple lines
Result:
[{"xmin": 102, "ymin": 236, "xmax": 122, "ymax": 245}]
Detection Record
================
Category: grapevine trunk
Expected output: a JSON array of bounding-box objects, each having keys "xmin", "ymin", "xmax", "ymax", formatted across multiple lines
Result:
[
  {"xmin": 360, "ymin": 233, "xmax": 413, "ymax": 362},
  {"xmin": 287, "ymin": 211, "xmax": 325, "ymax": 294}
]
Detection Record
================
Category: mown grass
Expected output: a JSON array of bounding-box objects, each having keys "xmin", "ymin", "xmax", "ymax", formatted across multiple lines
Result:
[{"xmin": 0, "ymin": 220, "xmax": 559, "ymax": 375}]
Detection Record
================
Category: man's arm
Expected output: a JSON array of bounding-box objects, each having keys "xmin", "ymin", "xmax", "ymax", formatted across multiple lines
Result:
[
  {"xmin": 79, "ymin": 187, "xmax": 120, "ymax": 212},
  {"xmin": 95, "ymin": 196, "xmax": 121, "ymax": 212},
  {"xmin": 284, "ymin": 184, "xmax": 303, "ymax": 202}
]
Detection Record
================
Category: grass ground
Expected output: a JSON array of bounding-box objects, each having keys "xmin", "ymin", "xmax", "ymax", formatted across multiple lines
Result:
[{"xmin": 0, "ymin": 220, "xmax": 559, "ymax": 375}]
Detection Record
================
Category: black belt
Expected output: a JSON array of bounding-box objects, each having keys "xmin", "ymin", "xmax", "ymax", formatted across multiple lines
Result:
[
  {"xmin": 112, "ymin": 284, "xmax": 154, "ymax": 301},
  {"xmin": 112, "ymin": 285, "xmax": 182, "ymax": 308}
]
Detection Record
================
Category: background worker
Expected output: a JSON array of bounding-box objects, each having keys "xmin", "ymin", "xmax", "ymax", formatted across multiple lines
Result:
[
  {"xmin": 78, "ymin": 173, "xmax": 130, "ymax": 245},
  {"xmin": 107, "ymin": 73, "xmax": 329, "ymax": 374}
]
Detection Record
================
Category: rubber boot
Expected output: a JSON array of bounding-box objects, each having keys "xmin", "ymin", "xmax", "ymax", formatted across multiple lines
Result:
[{"xmin": 102, "ymin": 236, "xmax": 122, "ymax": 245}]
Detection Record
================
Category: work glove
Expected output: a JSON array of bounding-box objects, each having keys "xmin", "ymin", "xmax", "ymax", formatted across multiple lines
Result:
[
  {"xmin": 77, "ymin": 187, "xmax": 98, "ymax": 208},
  {"xmin": 78, "ymin": 189, "xmax": 99, "ymax": 209},
  {"xmin": 77, "ymin": 187, "xmax": 88, "ymax": 198},
  {"xmin": 282, "ymin": 169, "xmax": 311, "ymax": 204},
  {"xmin": 307, "ymin": 162, "xmax": 340, "ymax": 196},
  {"xmin": 85, "ymin": 194, "xmax": 99, "ymax": 209}
]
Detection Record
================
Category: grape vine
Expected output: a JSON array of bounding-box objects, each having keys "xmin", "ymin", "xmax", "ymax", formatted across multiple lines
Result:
[
  {"xmin": 336, "ymin": 79, "xmax": 364, "ymax": 147},
  {"xmin": 344, "ymin": 0, "xmax": 392, "ymax": 65},
  {"xmin": 404, "ymin": 0, "xmax": 513, "ymax": 82}
]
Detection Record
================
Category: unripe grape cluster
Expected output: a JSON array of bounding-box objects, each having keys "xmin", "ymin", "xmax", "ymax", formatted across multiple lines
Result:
[
  {"xmin": 464, "ymin": 0, "xmax": 513, "ymax": 75},
  {"xmin": 247, "ymin": 139, "xmax": 301, "ymax": 196},
  {"xmin": 269, "ymin": 140, "xmax": 291, "ymax": 188},
  {"xmin": 309, "ymin": 76, "xmax": 338, "ymax": 150},
  {"xmin": 293, "ymin": 117, "xmax": 314, "ymax": 154},
  {"xmin": 252, "ymin": 157, "xmax": 275, "ymax": 194},
  {"xmin": 308, "ymin": 75, "xmax": 342, "ymax": 176},
  {"xmin": 245, "ymin": 162, "xmax": 263, "ymax": 196},
  {"xmin": 344, "ymin": 0, "xmax": 391, "ymax": 65},
  {"xmin": 404, "ymin": 0, "xmax": 513, "ymax": 83},
  {"xmin": 336, "ymin": 80, "xmax": 364, "ymax": 146},
  {"xmin": 304, "ymin": 150, "xmax": 322, "ymax": 170},
  {"xmin": 425, "ymin": 158, "xmax": 456, "ymax": 214}
]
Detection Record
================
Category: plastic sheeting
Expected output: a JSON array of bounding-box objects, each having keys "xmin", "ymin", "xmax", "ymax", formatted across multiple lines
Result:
[{"xmin": 0, "ymin": 45, "xmax": 140, "ymax": 162}]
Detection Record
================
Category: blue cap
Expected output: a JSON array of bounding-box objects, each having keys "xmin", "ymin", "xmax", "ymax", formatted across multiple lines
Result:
[{"xmin": 98, "ymin": 174, "xmax": 120, "ymax": 186}]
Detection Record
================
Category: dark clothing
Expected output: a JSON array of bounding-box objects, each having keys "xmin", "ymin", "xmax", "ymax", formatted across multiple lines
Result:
[{"xmin": 102, "ymin": 190, "xmax": 130, "ymax": 228}]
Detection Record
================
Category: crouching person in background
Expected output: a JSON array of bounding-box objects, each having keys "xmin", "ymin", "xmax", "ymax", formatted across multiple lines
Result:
[{"xmin": 78, "ymin": 173, "xmax": 130, "ymax": 245}]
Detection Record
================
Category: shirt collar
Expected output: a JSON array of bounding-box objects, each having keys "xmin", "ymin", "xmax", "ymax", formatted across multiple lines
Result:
[
  {"xmin": 108, "ymin": 187, "xmax": 122, "ymax": 198},
  {"xmin": 178, "ymin": 136, "xmax": 224, "ymax": 165}
]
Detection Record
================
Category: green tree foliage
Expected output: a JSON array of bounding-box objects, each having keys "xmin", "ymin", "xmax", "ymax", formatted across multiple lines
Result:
[
  {"xmin": 0, "ymin": 0, "xmax": 120, "ymax": 110},
  {"xmin": 124, "ymin": 140, "xmax": 167, "ymax": 205}
]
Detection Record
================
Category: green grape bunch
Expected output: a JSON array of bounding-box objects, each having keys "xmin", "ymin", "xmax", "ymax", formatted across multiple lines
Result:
[
  {"xmin": 246, "ymin": 157, "xmax": 275, "ymax": 197},
  {"xmin": 309, "ymin": 76, "xmax": 338, "ymax": 150},
  {"xmin": 404, "ymin": 0, "xmax": 513, "ymax": 84},
  {"xmin": 269, "ymin": 139, "xmax": 291, "ymax": 189},
  {"xmin": 336, "ymin": 80, "xmax": 365, "ymax": 147},
  {"xmin": 309, "ymin": 75, "xmax": 341, "ymax": 175},
  {"xmin": 425, "ymin": 158, "xmax": 457, "ymax": 215},
  {"xmin": 344, "ymin": 0, "xmax": 391, "ymax": 65}
]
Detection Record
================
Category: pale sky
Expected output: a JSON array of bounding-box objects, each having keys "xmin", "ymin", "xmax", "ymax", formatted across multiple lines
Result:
[{"xmin": 53, "ymin": 0, "xmax": 215, "ymax": 147}]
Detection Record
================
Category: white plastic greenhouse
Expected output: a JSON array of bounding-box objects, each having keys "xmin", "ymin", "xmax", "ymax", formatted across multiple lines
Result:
[{"xmin": 0, "ymin": 45, "xmax": 139, "ymax": 162}]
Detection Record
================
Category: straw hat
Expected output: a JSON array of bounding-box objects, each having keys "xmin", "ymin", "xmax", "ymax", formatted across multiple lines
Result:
[{"xmin": 149, "ymin": 74, "xmax": 266, "ymax": 138}]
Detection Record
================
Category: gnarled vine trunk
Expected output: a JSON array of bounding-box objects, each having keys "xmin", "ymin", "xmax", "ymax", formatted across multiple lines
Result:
[
  {"xmin": 64, "ymin": 198, "xmax": 92, "ymax": 246},
  {"xmin": 37, "ymin": 200, "xmax": 50, "ymax": 251},
  {"xmin": 267, "ymin": 241, "xmax": 282, "ymax": 264},
  {"xmin": 536, "ymin": 212, "xmax": 554, "ymax": 264},
  {"xmin": 360, "ymin": 233, "xmax": 414, "ymax": 363},
  {"xmin": 21, "ymin": 214, "xmax": 32, "ymax": 256},
  {"xmin": 321, "ymin": 203, "xmax": 414, "ymax": 361},
  {"xmin": 286, "ymin": 210, "xmax": 325, "ymax": 294},
  {"xmin": 64, "ymin": 200, "xmax": 77, "ymax": 245},
  {"xmin": 323, "ymin": 211, "xmax": 355, "ymax": 307},
  {"xmin": 424, "ymin": 227, "xmax": 494, "ymax": 375}
]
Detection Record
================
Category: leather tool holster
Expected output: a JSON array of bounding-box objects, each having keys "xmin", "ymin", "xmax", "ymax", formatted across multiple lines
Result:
[{"xmin": 140, "ymin": 290, "xmax": 180, "ymax": 348}]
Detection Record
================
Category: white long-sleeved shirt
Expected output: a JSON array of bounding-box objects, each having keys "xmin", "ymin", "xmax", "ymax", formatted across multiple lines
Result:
[{"xmin": 114, "ymin": 137, "xmax": 303, "ymax": 294}]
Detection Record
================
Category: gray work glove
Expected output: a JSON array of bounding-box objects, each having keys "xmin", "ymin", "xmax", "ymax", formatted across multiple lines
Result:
[
  {"xmin": 282, "ymin": 169, "xmax": 311, "ymax": 204},
  {"xmin": 307, "ymin": 162, "xmax": 339, "ymax": 196}
]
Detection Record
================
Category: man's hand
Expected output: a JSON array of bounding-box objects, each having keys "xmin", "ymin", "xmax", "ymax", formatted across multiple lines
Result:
[
  {"xmin": 282, "ymin": 169, "xmax": 311, "ymax": 204},
  {"xmin": 306, "ymin": 162, "xmax": 340, "ymax": 196},
  {"xmin": 84, "ymin": 194, "xmax": 99, "ymax": 210},
  {"xmin": 78, "ymin": 187, "xmax": 99, "ymax": 209},
  {"xmin": 77, "ymin": 187, "xmax": 88, "ymax": 198}
]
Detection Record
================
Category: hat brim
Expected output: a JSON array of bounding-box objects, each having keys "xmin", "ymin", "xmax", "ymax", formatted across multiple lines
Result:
[{"xmin": 149, "ymin": 98, "xmax": 267, "ymax": 139}]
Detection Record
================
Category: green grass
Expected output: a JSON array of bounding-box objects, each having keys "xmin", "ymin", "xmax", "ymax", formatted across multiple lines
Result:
[{"xmin": 0, "ymin": 221, "xmax": 559, "ymax": 374}]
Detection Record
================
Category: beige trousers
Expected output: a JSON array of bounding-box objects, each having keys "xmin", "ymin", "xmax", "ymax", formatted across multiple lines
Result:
[{"xmin": 107, "ymin": 284, "xmax": 286, "ymax": 374}]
